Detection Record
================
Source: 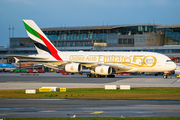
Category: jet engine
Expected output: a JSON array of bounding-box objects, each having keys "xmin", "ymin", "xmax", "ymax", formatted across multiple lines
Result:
[
  {"xmin": 94, "ymin": 66, "xmax": 112, "ymax": 75},
  {"xmin": 65, "ymin": 63, "xmax": 82, "ymax": 73}
]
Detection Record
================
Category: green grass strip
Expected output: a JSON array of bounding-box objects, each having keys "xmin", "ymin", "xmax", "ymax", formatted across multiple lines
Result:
[
  {"xmin": 5, "ymin": 117, "xmax": 180, "ymax": 120},
  {"xmin": 0, "ymin": 87, "xmax": 180, "ymax": 100}
]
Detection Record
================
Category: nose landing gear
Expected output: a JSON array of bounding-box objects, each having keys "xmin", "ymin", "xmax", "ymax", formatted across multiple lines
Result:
[{"xmin": 163, "ymin": 74, "xmax": 168, "ymax": 79}]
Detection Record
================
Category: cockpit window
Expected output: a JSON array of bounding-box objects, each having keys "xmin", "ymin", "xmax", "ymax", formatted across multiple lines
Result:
[{"xmin": 166, "ymin": 60, "xmax": 173, "ymax": 62}]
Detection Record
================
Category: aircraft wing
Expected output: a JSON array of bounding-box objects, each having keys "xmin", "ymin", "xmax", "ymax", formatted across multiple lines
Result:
[
  {"xmin": 6, "ymin": 55, "xmax": 133, "ymax": 72},
  {"xmin": 53, "ymin": 61, "xmax": 133, "ymax": 72},
  {"xmin": 7, "ymin": 55, "xmax": 48, "ymax": 60},
  {"xmin": 24, "ymin": 60, "xmax": 132, "ymax": 71},
  {"xmin": 9, "ymin": 59, "xmax": 68, "ymax": 70},
  {"xmin": 39, "ymin": 60, "xmax": 133, "ymax": 72}
]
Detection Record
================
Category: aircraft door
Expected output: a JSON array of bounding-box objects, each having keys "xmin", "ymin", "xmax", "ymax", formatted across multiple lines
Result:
[{"xmin": 145, "ymin": 57, "xmax": 154, "ymax": 66}]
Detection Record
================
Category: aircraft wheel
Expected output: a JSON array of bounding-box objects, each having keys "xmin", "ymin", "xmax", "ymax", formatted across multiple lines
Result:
[
  {"xmin": 95, "ymin": 74, "xmax": 99, "ymax": 78},
  {"xmin": 99, "ymin": 75, "xmax": 103, "ymax": 78},
  {"xmin": 107, "ymin": 75, "xmax": 111, "ymax": 78},
  {"xmin": 100, "ymin": 75, "xmax": 104, "ymax": 78},
  {"xmin": 163, "ymin": 74, "xmax": 167, "ymax": 79},
  {"xmin": 107, "ymin": 75, "xmax": 115, "ymax": 78},
  {"xmin": 91, "ymin": 74, "xmax": 95, "ymax": 78},
  {"xmin": 87, "ymin": 74, "xmax": 91, "ymax": 78}
]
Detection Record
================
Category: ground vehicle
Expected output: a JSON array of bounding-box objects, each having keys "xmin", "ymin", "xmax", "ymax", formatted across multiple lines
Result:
[
  {"xmin": 14, "ymin": 69, "xmax": 27, "ymax": 73},
  {"xmin": 56, "ymin": 70, "xmax": 63, "ymax": 73},
  {"xmin": 155, "ymin": 71, "xmax": 175, "ymax": 76},
  {"xmin": 26, "ymin": 69, "xmax": 38, "ymax": 73},
  {"xmin": 21, "ymin": 69, "xmax": 27, "ymax": 73},
  {"xmin": 62, "ymin": 71, "xmax": 69, "ymax": 75},
  {"xmin": 56, "ymin": 70, "xmax": 69, "ymax": 75},
  {"xmin": 37, "ymin": 69, "xmax": 45, "ymax": 73},
  {"xmin": 119, "ymin": 72, "xmax": 131, "ymax": 75},
  {"xmin": 26, "ymin": 68, "xmax": 45, "ymax": 73},
  {"xmin": 14, "ymin": 69, "xmax": 20, "ymax": 73}
]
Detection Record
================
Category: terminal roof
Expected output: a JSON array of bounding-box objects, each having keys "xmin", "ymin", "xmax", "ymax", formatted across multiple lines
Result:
[{"xmin": 41, "ymin": 24, "xmax": 163, "ymax": 31}]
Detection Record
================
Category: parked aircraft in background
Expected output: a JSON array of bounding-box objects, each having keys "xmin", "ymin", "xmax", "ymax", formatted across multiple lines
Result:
[
  {"xmin": 7, "ymin": 20, "xmax": 177, "ymax": 78},
  {"xmin": 0, "ymin": 63, "xmax": 16, "ymax": 72}
]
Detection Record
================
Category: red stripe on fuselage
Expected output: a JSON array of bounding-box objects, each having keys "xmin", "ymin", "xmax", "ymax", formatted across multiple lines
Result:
[{"xmin": 37, "ymin": 33, "xmax": 62, "ymax": 61}]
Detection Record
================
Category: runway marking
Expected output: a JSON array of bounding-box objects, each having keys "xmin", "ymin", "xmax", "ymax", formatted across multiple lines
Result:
[
  {"xmin": 0, "ymin": 107, "xmax": 36, "ymax": 110},
  {"xmin": 0, "ymin": 114, "xmax": 8, "ymax": 116},
  {"xmin": 5, "ymin": 81, "xmax": 41, "ymax": 83},
  {"xmin": 171, "ymin": 79, "xmax": 179, "ymax": 84},
  {"xmin": 27, "ymin": 99, "xmax": 68, "ymax": 100},
  {"xmin": 40, "ymin": 110, "xmax": 56, "ymax": 112},
  {"xmin": 90, "ymin": 111, "xmax": 103, "ymax": 114}
]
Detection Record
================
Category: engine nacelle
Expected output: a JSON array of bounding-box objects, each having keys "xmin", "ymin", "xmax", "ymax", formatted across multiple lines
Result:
[
  {"xmin": 65, "ymin": 63, "xmax": 82, "ymax": 73},
  {"xmin": 95, "ymin": 66, "xmax": 112, "ymax": 75}
]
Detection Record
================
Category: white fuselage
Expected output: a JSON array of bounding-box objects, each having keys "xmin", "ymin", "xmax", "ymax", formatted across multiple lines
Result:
[{"xmin": 30, "ymin": 51, "xmax": 177, "ymax": 73}]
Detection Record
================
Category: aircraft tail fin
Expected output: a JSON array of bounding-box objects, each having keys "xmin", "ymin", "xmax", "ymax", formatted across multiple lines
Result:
[
  {"xmin": 14, "ymin": 57, "xmax": 19, "ymax": 63},
  {"xmin": 23, "ymin": 20, "xmax": 62, "ymax": 61}
]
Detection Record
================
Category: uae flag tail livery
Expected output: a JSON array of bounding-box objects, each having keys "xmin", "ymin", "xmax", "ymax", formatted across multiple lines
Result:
[{"xmin": 23, "ymin": 20, "xmax": 62, "ymax": 61}]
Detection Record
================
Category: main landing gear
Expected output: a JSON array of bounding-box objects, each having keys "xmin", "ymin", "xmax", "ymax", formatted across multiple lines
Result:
[
  {"xmin": 107, "ymin": 75, "xmax": 115, "ymax": 78},
  {"xmin": 87, "ymin": 74, "xmax": 115, "ymax": 78}
]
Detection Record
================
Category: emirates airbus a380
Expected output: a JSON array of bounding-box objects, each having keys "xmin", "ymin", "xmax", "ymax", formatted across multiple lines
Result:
[{"xmin": 8, "ymin": 20, "xmax": 177, "ymax": 79}]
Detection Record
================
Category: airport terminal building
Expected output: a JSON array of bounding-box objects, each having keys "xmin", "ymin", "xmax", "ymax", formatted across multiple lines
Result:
[{"xmin": 1, "ymin": 23, "xmax": 180, "ymax": 63}]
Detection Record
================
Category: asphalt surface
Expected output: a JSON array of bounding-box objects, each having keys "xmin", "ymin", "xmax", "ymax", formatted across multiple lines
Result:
[
  {"xmin": 0, "ymin": 74, "xmax": 121, "ymax": 83},
  {"xmin": 0, "ymin": 73, "xmax": 180, "ymax": 90},
  {"xmin": 0, "ymin": 73, "xmax": 180, "ymax": 118},
  {"xmin": 0, "ymin": 99, "xmax": 180, "ymax": 118}
]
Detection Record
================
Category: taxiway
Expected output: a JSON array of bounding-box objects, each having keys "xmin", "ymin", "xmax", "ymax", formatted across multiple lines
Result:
[
  {"xmin": 0, "ymin": 73, "xmax": 180, "ymax": 90},
  {"xmin": 0, "ymin": 73, "xmax": 180, "ymax": 118},
  {"xmin": 0, "ymin": 99, "xmax": 180, "ymax": 118}
]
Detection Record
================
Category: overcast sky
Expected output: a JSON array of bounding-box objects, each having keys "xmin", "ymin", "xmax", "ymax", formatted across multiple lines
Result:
[{"xmin": 0, "ymin": 0, "xmax": 180, "ymax": 47}]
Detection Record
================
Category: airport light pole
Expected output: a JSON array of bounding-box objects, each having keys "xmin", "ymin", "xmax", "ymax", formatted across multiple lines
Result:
[
  {"xmin": 12, "ymin": 24, "xmax": 14, "ymax": 38},
  {"xmin": 153, "ymin": 20, "xmax": 156, "ymax": 52},
  {"xmin": 12, "ymin": 24, "xmax": 14, "ymax": 54},
  {"xmin": 8, "ymin": 25, "xmax": 11, "ymax": 54}
]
